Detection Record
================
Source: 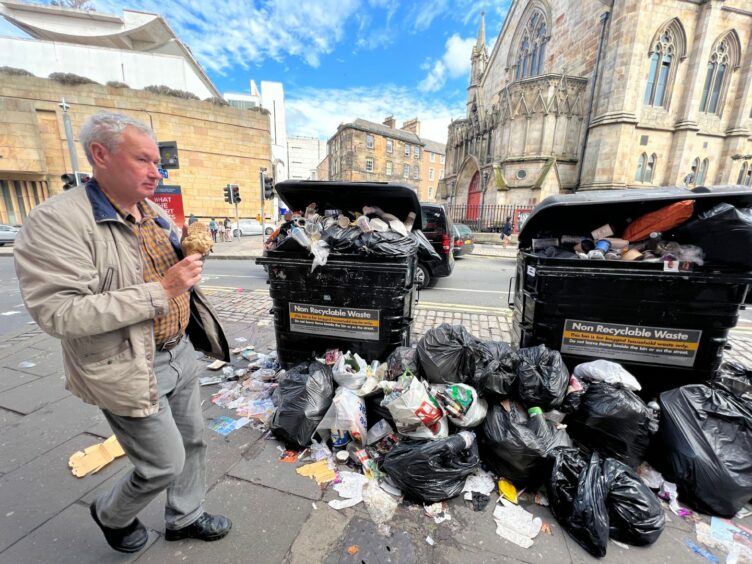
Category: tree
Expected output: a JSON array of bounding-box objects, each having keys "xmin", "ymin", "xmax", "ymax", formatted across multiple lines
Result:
[{"xmin": 49, "ymin": 0, "xmax": 96, "ymax": 11}]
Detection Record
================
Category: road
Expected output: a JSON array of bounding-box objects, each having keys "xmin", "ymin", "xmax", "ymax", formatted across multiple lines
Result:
[{"xmin": 0, "ymin": 254, "xmax": 516, "ymax": 339}]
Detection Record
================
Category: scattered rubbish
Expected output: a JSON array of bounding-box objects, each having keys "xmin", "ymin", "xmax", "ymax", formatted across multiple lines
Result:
[
  {"xmin": 736, "ymin": 508, "xmax": 752, "ymax": 520},
  {"xmin": 257, "ymin": 319, "xmax": 271, "ymax": 327},
  {"xmin": 462, "ymin": 469, "xmax": 496, "ymax": 511},
  {"xmin": 346, "ymin": 545, "xmax": 360, "ymax": 556},
  {"xmin": 493, "ymin": 498, "xmax": 542, "ymax": 549},
  {"xmin": 279, "ymin": 450, "xmax": 299, "ymax": 463},
  {"xmin": 424, "ymin": 501, "xmax": 451, "ymax": 524},
  {"xmin": 18, "ymin": 361, "xmax": 36, "ymax": 369},
  {"xmin": 68, "ymin": 435, "xmax": 125, "ymax": 477},
  {"xmin": 333, "ymin": 351, "xmax": 368, "ymax": 390},
  {"xmin": 425, "ymin": 535, "xmax": 435, "ymax": 546},
  {"xmin": 534, "ymin": 492, "xmax": 549, "ymax": 507},
  {"xmin": 1, "ymin": 311, "xmax": 20, "ymax": 316},
  {"xmin": 381, "ymin": 373, "xmax": 448, "ymax": 440},
  {"xmin": 498, "ymin": 479, "xmax": 518, "ymax": 504},
  {"xmin": 206, "ymin": 359, "xmax": 227, "ymax": 370},
  {"xmin": 296, "ymin": 459, "xmax": 337, "ymax": 485},
  {"xmin": 658, "ymin": 384, "xmax": 752, "ymax": 517},
  {"xmin": 695, "ymin": 517, "xmax": 752, "ymax": 563},
  {"xmin": 208, "ymin": 415, "xmax": 250, "ymax": 436},
  {"xmin": 231, "ymin": 345, "xmax": 254, "ymax": 355},
  {"xmin": 683, "ymin": 537, "xmax": 720, "ymax": 564},
  {"xmin": 382, "ymin": 431, "xmax": 478, "ymax": 503},
  {"xmin": 611, "ymin": 539, "xmax": 630, "ymax": 550},
  {"xmin": 362, "ymin": 480, "xmax": 400, "ymax": 535},
  {"xmin": 199, "ymin": 376, "xmax": 223, "ymax": 386},
  {"xmin": 234, "ymin": 337, "xmax": 248, "ymax": 343},
  {"xmin": 433, "ymin": 383, "xmax": 487, "ymax": 428},
  {"xmin": 658, "ymin": 481, "xmax": 681, "ymax": 515},
  {"xmin": 328, "ymin": 471, "xmax": 368, "ymax": 510},
  {"xmin": 636, "ymin": 462, "xmax": 664, "ymax": 490},
  {"xmin": 573, "ymin": 359, "xmax": 642, "ymax": 391},
  {"xmin": 317, "ymin": 388, "xmax": 368, "ymax": 446}
]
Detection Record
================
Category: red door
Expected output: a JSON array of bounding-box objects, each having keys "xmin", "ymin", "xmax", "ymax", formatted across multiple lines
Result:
[{"xmin": 466, "ymin": 172, "xmax": 481, "ymax": 220}]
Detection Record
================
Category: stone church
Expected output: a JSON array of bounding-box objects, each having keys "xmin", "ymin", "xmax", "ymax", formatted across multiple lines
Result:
[{"xmin": 442, "ymin": 0, "xmax": 752, "ymax": 210}]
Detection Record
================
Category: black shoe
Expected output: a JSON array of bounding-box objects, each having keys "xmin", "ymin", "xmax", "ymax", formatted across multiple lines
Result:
[
  {"xmin": 165, "ymin": 512, "xmax": 232, "ymax": 542},
  {"xmin": 89, "ymin": 501, "xmax": 148, "ymax": 553}
]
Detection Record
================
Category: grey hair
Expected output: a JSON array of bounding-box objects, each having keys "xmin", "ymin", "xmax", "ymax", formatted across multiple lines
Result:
[{"xmin": 79, "ymin": 112, "xmax": 156, "ymax": 167}]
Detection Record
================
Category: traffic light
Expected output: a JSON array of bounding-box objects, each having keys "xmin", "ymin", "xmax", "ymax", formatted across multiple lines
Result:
[
  {"xmin": 75, "ymin": 172, "xmax": 90, "ymax": 185},
  {"xmin": 231, "ymin": 184, "xmax": 241, "ymax": 204},
  {"xmin": 263, "ymin": 174, "xmax": 274, "ymax": 200},
  {"xmin": 61, "ymin": 173, "xmax": 76, "ymax": 191},
  {"xmin": 223, "ymin": 184, "xmax": 232, "ymax": 204}
]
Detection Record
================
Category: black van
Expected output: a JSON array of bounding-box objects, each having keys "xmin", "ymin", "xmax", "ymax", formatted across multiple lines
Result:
[{"xmin": 417, "ymin": 203, "xmax": 455, "ymax": 288}]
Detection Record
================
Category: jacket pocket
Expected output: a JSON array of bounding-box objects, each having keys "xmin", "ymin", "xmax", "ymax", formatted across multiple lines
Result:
[
  {"xmin": 81, "ymin": 338, "xmax": 131, "ymax": 365},
  {"xmin": 99, "ymin": 266, "xmax": 115, "ymax": 293}
]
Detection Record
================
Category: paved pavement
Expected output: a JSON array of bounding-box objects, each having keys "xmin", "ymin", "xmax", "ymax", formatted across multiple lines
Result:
[{"xmin": 2, "ymin": 286, "xmax": 752, "ymax": 563}]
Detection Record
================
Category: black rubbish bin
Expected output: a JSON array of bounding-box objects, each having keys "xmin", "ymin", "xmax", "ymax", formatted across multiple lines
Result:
[
  {"xmin": 510, "ymin": 186, "xmax": 752, "ymax": 398},
  {"xmin": 256, "ymin": 181, "xmax": 421, "ymax": 368}
]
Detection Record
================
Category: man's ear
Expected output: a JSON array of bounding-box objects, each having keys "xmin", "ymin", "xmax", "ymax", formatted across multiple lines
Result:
[{"xmin": 89, "ymin": 142, "xmax": 110, "ymax": 168}]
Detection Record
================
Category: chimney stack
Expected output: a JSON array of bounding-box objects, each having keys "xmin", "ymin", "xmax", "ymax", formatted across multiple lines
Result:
[{"xmin": 383, "ymin": 115, "xmax": 396, "ymax": 128}]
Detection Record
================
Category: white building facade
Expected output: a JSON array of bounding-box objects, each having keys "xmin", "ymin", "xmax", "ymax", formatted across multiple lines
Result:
[{"xmin": 288, "ymin": 136, "xmax": 326, "ymax": 180}]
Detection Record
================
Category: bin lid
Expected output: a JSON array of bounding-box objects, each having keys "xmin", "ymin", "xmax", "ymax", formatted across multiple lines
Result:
[
  {"xmin": 274, "ymin": 180, "xmax": 423, "ymax": 230},
  {"xmin": 518, "ymin": 185, "xmax": 752, "ymax": 246}
]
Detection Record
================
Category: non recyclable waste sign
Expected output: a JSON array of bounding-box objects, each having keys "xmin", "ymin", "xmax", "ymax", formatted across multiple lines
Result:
[
  {"xmin": 561, "ymin": 319, "xmax": 701, "ymax": 367},
  {"xmin": 289, "ymin": 303, "xmax": 380, "ymax": 341}
]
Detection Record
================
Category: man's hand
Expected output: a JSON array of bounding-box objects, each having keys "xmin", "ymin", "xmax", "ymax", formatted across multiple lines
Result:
[{"xmin": 161, "ymin": 254, "xmax": 203, "ymax": 299}]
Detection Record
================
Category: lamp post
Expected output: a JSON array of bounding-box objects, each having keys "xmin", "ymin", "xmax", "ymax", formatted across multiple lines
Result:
[{"xmin": 58, "ymin": 98, "xmax": 80, "ymax": 184}]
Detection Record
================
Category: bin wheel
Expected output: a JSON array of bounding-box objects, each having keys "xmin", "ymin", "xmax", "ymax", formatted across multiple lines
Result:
[{"xmin": 416, "ymin": 264, "xmax": 430, "ymax": 290}]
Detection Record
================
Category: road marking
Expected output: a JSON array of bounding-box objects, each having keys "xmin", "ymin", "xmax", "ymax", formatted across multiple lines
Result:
[
  {"xmin": 416, "ymin": 301, "xmax": 511, "ymax": 315},
  {"xmin": 202, "ymin": 274, "xmax": 267, "ymax": 279},
  {"xmin": 434, "ymin": 287, "xmax": 506, "ymax": 295}
]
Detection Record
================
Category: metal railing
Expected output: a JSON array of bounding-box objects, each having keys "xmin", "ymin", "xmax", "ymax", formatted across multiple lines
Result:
[{"xmin": 445, "ymin": 204, "xmax": 534, "ymax": 233}]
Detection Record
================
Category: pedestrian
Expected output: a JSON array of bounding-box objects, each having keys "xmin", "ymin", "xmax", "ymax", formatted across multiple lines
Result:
[
  {"xmin": 13, "ymin": 112, "xmax": 232, "ymax": 554},
  {"xmin": 500, "ymin": 216, "xmax": 513, "ymax": 248},
  {"xmin": 216, "ymin": 218, "xmax": 225, "ymax": 242},
  {"xmin": 683, "ymin": 165, "xmax": 697, "ymax": 186},
  {"xmin": 188, "ymin": 213, "xmax": 197, "ymax": 225},
  {"xmin": 208, "ymin": 217, "xmax": 218, "ymax": 242},
  {"xmin": 223, "ymin": 217, "xmax": 232, "ymax": 242}
]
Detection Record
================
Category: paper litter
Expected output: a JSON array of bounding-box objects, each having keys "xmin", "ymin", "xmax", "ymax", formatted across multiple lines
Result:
[
  {"xmin": 68, "ymin": 435, "xmax": 125, "ymax": 477},
  {"xmin": 328, "ymin": 471, "xmax": 369, "ymax": 510},
  {"xmin": 493, "ymin": 498, "xmax": 543, "ymax": 549},
  {"xmin": 296, "ymin": 460, "xmax": 337, "ymax": 485}
]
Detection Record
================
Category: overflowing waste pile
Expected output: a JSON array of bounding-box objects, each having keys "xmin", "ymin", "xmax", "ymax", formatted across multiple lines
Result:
[
  {"xmin": 529, "ymin": 198, "xmax": 752, "ymax": 269},
  {"xmin": 264, "ymin": 202, "xmax": 439, "ymax": 268},
  {"xmin": 205, "ymin": 326, "xmax": 752, "ymax": 558}
]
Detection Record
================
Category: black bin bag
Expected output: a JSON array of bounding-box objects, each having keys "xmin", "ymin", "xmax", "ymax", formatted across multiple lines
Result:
[
  {"xmin": 567, "ymin": 382, "xmax": 653, "ymax": 468},
  {"xmin": 270, "ymin": 361, "xmax": 334, "ymax": 449},
  {"xmin": 381, "ymin": 434, "xmax": 479, "ymax": 504},
  {"xmin": 417, "ymin": 324, "xmax": 478, "ymax": 384},
  {"xmin": 322, "ymin": 224, "xmax": 361, "ymax": 253},
  {"xmin": 473, "ymin": 340, "xmax": 518, "ymax": 396},
  {"xmin": 385, "ymin": 346, "xmax": 419, "ymax": 380},
  {"xmin": 516, "ymin": 344, "xmax": 569, "ymax": 410},
  {"xmin": 479, "ymin": 402, "xmax": 571, "ymax": 486},
  {"xmin": 547, "ymin": 448, "xmax": 665, "ymax": 558},
  {"xmin": 657, "ymin": 384, "xmax": 752, "ymax": 517}
]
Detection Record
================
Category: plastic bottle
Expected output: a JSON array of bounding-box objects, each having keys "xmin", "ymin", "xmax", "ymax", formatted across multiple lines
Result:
[
  {"xmin": 527, "ymin": 406, "xmax": 553, "ymax": 443},
  {"xmin": 356, "ymin": 215, "xmax": 372, "ymax": 232},
  {"xmin": 587, "ymin": 249, "xmax": 606, "ymax": 260},
  {"xmin": 404, "ymin": 212, "xmax": 416, "ymax": 232}
]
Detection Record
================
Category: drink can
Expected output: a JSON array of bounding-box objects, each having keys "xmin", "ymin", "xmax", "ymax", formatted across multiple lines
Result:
[{"xmin": 330, "ymin": 429, "xmax": 350, "ymax": 448}]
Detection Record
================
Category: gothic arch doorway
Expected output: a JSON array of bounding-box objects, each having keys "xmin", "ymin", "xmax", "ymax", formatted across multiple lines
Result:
[{"xmin": 467, "ymin": 171, "xmax": 481, "ymax": 220}]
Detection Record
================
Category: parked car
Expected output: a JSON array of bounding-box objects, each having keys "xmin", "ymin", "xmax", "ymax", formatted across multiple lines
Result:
[
  {"xmin": 232, "ymin": 219, "xmax": 274, "ymax": 237},
  {"xmin": 452, "ymin": 223, "xmax": 475, "ymax": 257},
  {"xmin": 417, "ymin": 203, "xmax": 454, "ymax": 289},
  {"xmin": 0, "ymin": 224, "xmax": 19, "ymax": 246}
]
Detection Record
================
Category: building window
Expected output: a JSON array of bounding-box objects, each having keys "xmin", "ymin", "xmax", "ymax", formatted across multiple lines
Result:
[
  {"xmin": 440, "ymin": 155, "xmax": 445, "ymax": 164},
  {"xmin": 365, "ymin": 157, "xmax": 374, "ymax": 172},
  {"xmin": 414, "ymin": 146, "xmax": 420, "ymax": 159},
  {"xmin": 404, "ymin": 143, "xmax": 410, "ymax": 156},
  {"xmin": 635, "ymin": 154, "xmax": 646, "ymax": 182},
  {"xmin": 429, "ymin": 168, "xmax": 435, "ymax": 181},
  {"xmin": 643, "ymin": 20, "xmax": 686, "ymax": 109},
  {"xmin": 440, "ymin": 168, "xmax": 444, "ymax": 178},
  {"xmin": 636, "ymin": 153, "xmax": 657, "ymax": 183},
  {"xmin": 366, "ymin": 134, "xmax": 374, "ymax": 149},
  {"xmin": 700, "ymin": 32, "xmax": 740, "ymax": 116},
  {"xmin": 413, "ymin": 165, "xmax": 420, "ymax": 180},
  {"xmin": 696, "ymin": 158, "xmax": 709, "ymax": 185},
  {"xmin": 515, "ymin": 10, "xmax": 548, "ymax": 80},
  {"xmin": 386, "ymin": 139, "xmax": 393, "ymax": 154},
  {"xmin": 428, "ymin": 187, "xmax": 433, "ymax": 198},
  {"xmin": 386, "ymin": 161, "xmax": 393, "ymax": 176},
  {"xmin": 403, "ymin": 164, "xmax": 410, "ymax": 178},
  {"xmin": 429, "ymin": 152, "xmax": 435, "ymax": 163}
]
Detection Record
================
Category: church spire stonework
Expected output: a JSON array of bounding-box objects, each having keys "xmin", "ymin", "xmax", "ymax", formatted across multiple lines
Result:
[{"xmin": 468, "ymin": 11, "xmax": 489, "ymax": 115}]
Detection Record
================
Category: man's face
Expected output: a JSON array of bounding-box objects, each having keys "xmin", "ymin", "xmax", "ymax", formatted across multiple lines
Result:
[{"xmin": 94, "ymin": 127, "xmax": 161, "ymax": 204}]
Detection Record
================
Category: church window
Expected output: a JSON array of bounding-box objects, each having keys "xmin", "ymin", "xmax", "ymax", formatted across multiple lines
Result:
[
  {"xmin": 635, "ymin": 153, "xmax": 647, "ymax": 182},
  {"xmin": 700, "ymin": 33, "xmax": 740, "ymax": 116},
  {"xmin": 645, "ymin": 154, "xmax": 657, "ymax": 183},
  {"xmin": 515, "ymin": 10, "xmax": 548, "ymax": 80},
  {"xmin": 738, "ymin": 162, "xmax": 748, "ymax": 185},
  {"xmin": 696, "ymin": 158, "xmax": 709, "ymax": 185},
  {"xmin": 644, "ymin": 20, "xmax": 686, "ymax": 109}
]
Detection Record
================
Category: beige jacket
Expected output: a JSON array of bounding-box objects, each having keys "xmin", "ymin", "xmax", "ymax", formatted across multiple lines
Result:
[{"xmin": 14, "ymin": 181, "xmax": 229, "ymax": 417}]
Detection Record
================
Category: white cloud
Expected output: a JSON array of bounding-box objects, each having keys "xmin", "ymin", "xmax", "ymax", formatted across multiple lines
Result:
[
  {"xmin": 93, "ymin": 0, "xmax": 361, "ymax": 72},
  {"xmin": 418, "ymin": 33, "xmax": 476, "ymax": 92},
  {"xmin": 286, "ymin": 84, "xmax": 464, "ymax": 144}
]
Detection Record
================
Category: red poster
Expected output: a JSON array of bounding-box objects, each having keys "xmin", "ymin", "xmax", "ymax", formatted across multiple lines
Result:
[{"xmin": 152, "ymin": 185, "xmax": 185, "ymax": 227}]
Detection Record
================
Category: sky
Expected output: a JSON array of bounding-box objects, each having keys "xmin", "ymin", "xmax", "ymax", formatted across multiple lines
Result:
[{"xmin": 0, "ymin": 0, "xmax": 512, "ymax": 143}]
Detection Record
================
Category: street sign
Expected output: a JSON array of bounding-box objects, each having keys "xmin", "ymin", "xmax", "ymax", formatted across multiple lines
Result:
[
  {"xmin": 158, "ymin": 141, "xmax": 179, "ymax": 169},
  {"xmin": 158, "ymin": 168, "xmax": 168, "ymax": 179},
  {"xmin": 152, "ymin": 185, "xmax": 185, "ymax": 227}
]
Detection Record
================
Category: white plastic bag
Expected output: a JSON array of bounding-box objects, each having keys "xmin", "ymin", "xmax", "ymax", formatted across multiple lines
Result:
[
  {"xmin": 573, "ymin": 359, "xmax": 642, "ymax": 391},
  {"xmin": 311, "ymin": 240, "xmax": 330, "ymax": 272},
  {"xmin": 432, "ymin": 383, "xmax": 488, "ymax": 428},
  {"xmin": 317, "ymin": 388, "xmax": 368, "ymax": 445},
  {"xmin": 381, "ymin": 376, "xmax": 448, "ymax": 440},
  {"xmin": 333, "ymin": 351, "xmax": 369, "ymax": 390}
]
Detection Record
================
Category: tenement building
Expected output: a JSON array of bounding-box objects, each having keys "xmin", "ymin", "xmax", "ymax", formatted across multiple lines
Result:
[
  {"xmin": 442, "ymin": 0, "xmax": 752, "ymax": 209},
  {"xmin": 328, "ymin": 117, "xmax": 446, "ymax": 201}
]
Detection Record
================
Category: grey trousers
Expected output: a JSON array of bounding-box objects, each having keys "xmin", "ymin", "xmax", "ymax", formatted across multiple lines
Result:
[{"xmin": 95, "ymin": 336, "xmax": 207, "ymax": 530}]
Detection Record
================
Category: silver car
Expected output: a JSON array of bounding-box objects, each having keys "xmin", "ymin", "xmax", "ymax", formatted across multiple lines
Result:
[
  {"xmin": 0, "ymin": 224, "xmax": 19, "ymax": 246},
  {"xmin": 232, "ymin": 219, "xmax": 273, "ymax": 237}
]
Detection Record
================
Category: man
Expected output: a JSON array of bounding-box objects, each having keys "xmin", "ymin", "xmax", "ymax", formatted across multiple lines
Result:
[
  {"xmin": 500, "ymin": 216, "xmax": 513, "ymax": 248},
  {"xmin": 14, "ymin": 112, "xmax": 232, "ymax": 554}
]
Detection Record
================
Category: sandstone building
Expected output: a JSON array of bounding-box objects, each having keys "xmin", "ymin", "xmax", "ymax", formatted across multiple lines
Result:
[
  {"xmin": 0, "ymin": 73, "xmax": 272, "ymax": 225},
  {"xmin": 443, "ymin": 0, "xmax": 752, "ymax": 210},
  {"xmin": 328, "ymin": 117, "xmax": 446, "ymax": 201}
]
